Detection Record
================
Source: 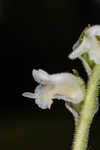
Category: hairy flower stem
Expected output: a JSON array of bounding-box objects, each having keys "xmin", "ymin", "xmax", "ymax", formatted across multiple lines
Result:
[{"xmin": 72, "ymin": 64, "xmax": 100, "ymax": 150}]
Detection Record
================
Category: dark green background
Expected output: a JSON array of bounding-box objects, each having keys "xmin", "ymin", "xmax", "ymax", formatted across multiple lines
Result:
[{"xmin": 0, "ymin": 0, "xmax": 100, "ymax": 150}]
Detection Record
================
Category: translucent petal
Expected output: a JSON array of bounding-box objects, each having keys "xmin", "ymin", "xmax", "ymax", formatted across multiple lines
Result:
[
  {"xmin": 34, "ymin": 85, "xmax": 54, "ymax": 109},
  {"xmin": 32, "ymin": 69, "xmax": 50, "ymax": 85},
  {"xmin": 22, "ymin": 92, "xmax": 36, "ymax": 99},
  {"xmin": 69, "ymin": 38, "xmax": 89, "ymax": 59}
]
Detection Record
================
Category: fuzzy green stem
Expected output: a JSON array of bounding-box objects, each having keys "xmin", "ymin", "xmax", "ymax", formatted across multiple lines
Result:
[{"xmin": 72, "ymin": 64, "xmax": 100, "ymax": 150}]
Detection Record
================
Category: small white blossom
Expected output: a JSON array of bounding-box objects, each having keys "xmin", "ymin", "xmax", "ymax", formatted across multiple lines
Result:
[
  {"xmin": 22, "ymin": 69, "xmax": 85, "ymax": 109},
  {"xmin": 69, "ymin": 25, "xmax": 100, "ymax": 64}
]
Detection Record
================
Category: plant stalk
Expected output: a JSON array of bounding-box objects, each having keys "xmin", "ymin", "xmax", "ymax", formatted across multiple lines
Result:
[{"xmin": 72, "ymin": 64, "xmax": 100, "ymax": 150}]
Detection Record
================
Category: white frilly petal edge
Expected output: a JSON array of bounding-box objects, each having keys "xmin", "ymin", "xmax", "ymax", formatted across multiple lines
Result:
[
  {"xmin": 68, "ymin": 38, "xmax": 89, "ymax": 59},
  {"xmin": 22, "ymin": 91, "xmax": 53, "ymax": 109},
  {"xmin": 34, "ymin": 85, "xmax": 53, "ymax": 109},
  {"xmin": 22, "ymin": 92, "xmax": 36, "ymax": 99},
  {"xmin": 22, "ymin": 85, "xmax": 53, "ymax": 109},
  {"xmin": 32, "ymin": 69, "xmax": 50, "ymax": 85}
]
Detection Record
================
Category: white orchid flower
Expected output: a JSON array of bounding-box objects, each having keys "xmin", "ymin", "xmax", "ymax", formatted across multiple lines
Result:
[
  {"xmin": 69, "ymin": 25, "xmax": 100, "ymax": 64},
  {"xmin": 22, "ymin": 69, "xmax": 85, "ymax": 109}
]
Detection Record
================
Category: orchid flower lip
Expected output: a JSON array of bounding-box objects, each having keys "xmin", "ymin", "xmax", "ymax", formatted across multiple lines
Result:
[{"xmin": 22, "ymin": 69, "xmax": 85, "ymax": 109}]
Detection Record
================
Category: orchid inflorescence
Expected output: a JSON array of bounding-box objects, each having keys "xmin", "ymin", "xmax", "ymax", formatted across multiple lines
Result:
[{"xmin": 22, "ymin": 25, "xmax": 100, "ymax": 150}]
